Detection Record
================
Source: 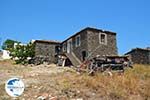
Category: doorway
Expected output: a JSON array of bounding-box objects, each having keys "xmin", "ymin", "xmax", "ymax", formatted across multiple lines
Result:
[
  {"xmin": 82, "ymin": 51, "xmax": 87, "ymax": 61},
  {"xmin": 67, "ymin": 39, "xmax": 72, "ymax": 53}
]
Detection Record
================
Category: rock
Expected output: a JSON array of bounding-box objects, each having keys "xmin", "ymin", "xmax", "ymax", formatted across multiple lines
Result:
[
  {"xmin": 37, "ymin": 93, "xmax": 49, "ymax": 100},
  {"xmin": 37, "ymin": 96, "xmax": 46, "ymax": 100},
  {"xmin": 49, "ymin": 96, "xmax": 58, "ymax": 100}
]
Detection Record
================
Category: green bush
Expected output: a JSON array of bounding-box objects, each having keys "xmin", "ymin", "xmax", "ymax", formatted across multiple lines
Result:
[{"xmin": 11, "ymin": 42, "xmax": 35, "ymax": 64}]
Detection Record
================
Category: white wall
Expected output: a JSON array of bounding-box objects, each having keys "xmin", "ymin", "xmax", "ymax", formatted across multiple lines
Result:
[{"xmin": 2, "ymin": 50, "xmax": 11, "ymax": 59}]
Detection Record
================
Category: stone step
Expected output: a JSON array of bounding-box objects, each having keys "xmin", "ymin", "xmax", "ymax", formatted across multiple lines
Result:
[{"xmin": 65, "ymin": 53, "xmax": 81, "ymax": 67}]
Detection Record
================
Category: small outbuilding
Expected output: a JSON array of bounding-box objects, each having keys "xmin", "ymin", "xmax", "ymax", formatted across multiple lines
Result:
[
  {"xmin": 33, "ymin": 40, "xmax": 61, "ymax": 64},
  {"xmin": 125, "ymin": 47, "xmax": 150, "ymax": 64}
]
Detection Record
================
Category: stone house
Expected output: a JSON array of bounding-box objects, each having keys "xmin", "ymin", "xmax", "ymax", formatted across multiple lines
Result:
[
  {"xmin": 125, "ymin": 48, "xmax": 150, "ymax": 64},
  {"xmin": 33, "ymin": 27, "xmax": 118, "ymax": 66},
  {"xmin": 61, "ymin": 27, "xmax": 118, "ymax": 66},
  {"xmin": 34, "ymin": 40, "xmax": 61, "ymax": 63}
]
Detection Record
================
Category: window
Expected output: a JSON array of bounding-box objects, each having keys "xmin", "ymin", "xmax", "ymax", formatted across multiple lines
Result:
[
  {"xmin": 75, "ymin": 35, "xmax": 81, "ymax": 47},
  {"xmin": 101, "ymin": 34, "xmax": 105, "ymax": 43},
  {"xmin": 55, "ymin": 46, "xmax": 60, "ymax": 54},
  {"xmin": 82, "ymin": 51, "xmax": 88, "ymax": 61},
  {"xmin": 99, "ymin": 33, "xmax": 107, "ymax": 45}
]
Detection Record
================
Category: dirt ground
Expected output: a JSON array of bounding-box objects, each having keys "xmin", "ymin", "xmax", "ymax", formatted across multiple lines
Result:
[
  {"xmin": 0, "ymin": 60, "xmax": 150, "ymax": 100},
  {"xmin": 0, "ymin": 60, "xmax": 76, "ymax": 100}
]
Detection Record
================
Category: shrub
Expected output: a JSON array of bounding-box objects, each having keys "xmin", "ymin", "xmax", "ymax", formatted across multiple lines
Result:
[{"xmin": 11, "ymin": 42, "xmax": 35, "ymax": 64}]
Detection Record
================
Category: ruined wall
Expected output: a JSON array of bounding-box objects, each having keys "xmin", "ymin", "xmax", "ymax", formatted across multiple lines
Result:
[
  {"xmin": 35, "ymin": 42, "xmax": 59, "ymax": 63},
  {"xmin": 129, "ymin": 50, "xmax": 150, "ymax": 64},
  {"xmin": 87, "ymin": 30, "xmax": 118, "ymax": 59}
]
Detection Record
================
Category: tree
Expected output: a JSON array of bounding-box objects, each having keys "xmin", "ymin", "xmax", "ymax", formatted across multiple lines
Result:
[
  {"xmin": 11, "ymin": 42, "xmax": 35, "ymax": 64},
  {"xmin": 25, "ymin": 42, "xmax": 35, "ymax": 58},
  {"xmin": 2, "ymin": 39, "xmax": 20, "ymax": 51}
]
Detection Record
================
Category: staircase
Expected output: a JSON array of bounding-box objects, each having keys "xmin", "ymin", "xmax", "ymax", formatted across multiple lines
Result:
[{"xmin": 65, "ymin": 52, "xmax": 82, "ymax": 66}]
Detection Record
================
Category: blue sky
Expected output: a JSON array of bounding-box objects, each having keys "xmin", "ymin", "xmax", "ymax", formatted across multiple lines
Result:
[{"xmin": 0, "ymin": 0, "xmax": 150, "ymax": 54}]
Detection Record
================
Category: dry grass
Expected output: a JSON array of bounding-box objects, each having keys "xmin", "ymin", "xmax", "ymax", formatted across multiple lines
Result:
[{"xmin": 55, "ymin": 64, "xmax": 150, "ymax": 100}]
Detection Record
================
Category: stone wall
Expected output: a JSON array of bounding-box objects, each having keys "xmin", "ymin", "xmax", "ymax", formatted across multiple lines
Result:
[
  {"xmin": 87, "ymin": 30, "xmax": 118, "ymax": 59},
  {"xmin": 127, "ymin": 49, "xmax": 150, "ymax": 64},
  {"xmin": 72, "ymin": 31, "xmax": 88, "ymax": 61},
  {"xmin": 61, "ymin": 30, "xmax": 88, "ymax": 61},
  {"xmin": 35, "ymin": 42, "xmax": 59, "ymax": 63}
]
